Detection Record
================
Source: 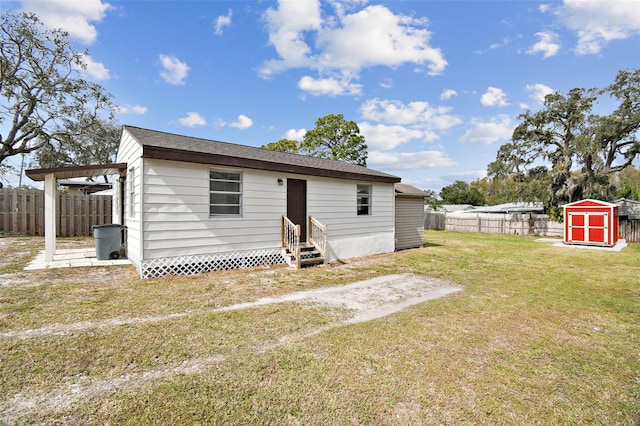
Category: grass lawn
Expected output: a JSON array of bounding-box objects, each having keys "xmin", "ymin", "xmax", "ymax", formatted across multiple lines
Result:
[{"xmin": 1, "ymin": 231, "xmax": 639, "ymax": 424}]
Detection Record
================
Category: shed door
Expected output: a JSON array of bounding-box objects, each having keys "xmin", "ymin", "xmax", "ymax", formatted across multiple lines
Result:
[
  {"xmin": 568, "ymin": 212, "xmax": 608, "ymax": 244},
  {"xmin": 587, "ymin": 213, "xmax": 608, "ymax": 244},
  {"xmin": 287, "ymin": 179, "xmax": 307, "ymax": 242},
  {"xmin": 568, "ymin": 213, "xmax": 585, "ymax": 242}
]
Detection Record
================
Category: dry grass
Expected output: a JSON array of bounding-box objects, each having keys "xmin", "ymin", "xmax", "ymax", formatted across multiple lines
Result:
[{"xmin": 1, "ymin": 233, "xmax": 639, "ymax": 425}]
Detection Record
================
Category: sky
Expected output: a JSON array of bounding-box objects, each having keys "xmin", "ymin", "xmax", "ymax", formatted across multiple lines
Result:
[{"xmin": 2, "ymin": 0, "xmax": 640, "ymax": 192}]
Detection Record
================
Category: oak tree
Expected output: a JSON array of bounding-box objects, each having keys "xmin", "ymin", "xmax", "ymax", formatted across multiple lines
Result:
[{"xmin": 0, "ymin": 12, "xmax": 116, "ymax": 173}]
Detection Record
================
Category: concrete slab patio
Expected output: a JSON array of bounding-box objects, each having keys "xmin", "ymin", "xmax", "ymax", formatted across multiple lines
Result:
[
  {"xmin": 536, "ymin": 237, "xmax": 628, "ymax": 252},
  {"xmin": 24, "ymin": 248, "xmax": 131, "ymax": 271}
]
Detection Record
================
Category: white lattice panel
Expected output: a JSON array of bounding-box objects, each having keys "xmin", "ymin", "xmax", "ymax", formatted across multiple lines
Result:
[{"xmin": 140, "ymin": 248, "xmax": 285, "ymax": 279}]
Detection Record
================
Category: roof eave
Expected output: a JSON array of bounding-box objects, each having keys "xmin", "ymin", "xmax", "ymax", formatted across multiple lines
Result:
[
  {"xmin": 25, "ymin": 163, "xmax": 128, "ymax": 182},
  {"xmin": 142, "ymin": 145, "xmax": 401, "ymax": 184}
]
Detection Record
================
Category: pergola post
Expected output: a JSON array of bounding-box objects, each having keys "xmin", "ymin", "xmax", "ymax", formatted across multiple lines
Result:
[{"xmin": 44, "ymin": 173, "xmax": 57, "ymax": 262}]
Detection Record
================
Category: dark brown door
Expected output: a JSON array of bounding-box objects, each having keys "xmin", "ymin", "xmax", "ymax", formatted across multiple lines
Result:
[{"xmin": 287, "ymin": 179, "xmax": 307, "ymax": 242}]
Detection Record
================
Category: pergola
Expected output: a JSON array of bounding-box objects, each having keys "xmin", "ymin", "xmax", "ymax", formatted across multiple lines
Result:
[{"xmin": 25, "ymin": 163, "xmax": 127, "ymax": 261}]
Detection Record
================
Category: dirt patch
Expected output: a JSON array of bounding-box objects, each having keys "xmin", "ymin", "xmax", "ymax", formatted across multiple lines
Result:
[
  {"xmin": 1, "ymin": 273, "xmax": 460, "ymax": 339},
  {"xmin": 1, "ymin": 274, "xmax": 460, "ymax": 423}
]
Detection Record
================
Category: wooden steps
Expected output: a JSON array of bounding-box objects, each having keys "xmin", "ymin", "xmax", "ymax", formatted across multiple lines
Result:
[{"xmin": 282, "ymin": 243, "xmax": 325, "ymax": 268}]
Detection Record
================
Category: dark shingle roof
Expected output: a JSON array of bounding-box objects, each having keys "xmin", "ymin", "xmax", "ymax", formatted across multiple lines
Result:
[
  {"xmin": 125, "ymin": 125, "xmax": 401, "ymax": 183},
  {"xmin": 395, "ymin": 183, "xmax": 426, "ymax": 197}
]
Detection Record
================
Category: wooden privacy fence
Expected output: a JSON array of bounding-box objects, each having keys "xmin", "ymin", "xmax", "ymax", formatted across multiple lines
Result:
[
  {"xmin": 424, "ymin": 212, "xmax": 562, "ymax": 236},
  {"xmin": 0, "ymin": 189, "xmax": 113, "ymax": 237},
  {"xmin": 619, "ymin": 219, "xmax": 640, "ymax": 243},
  {"xmin": 424, "ymin": 211, "xmax": 640, "ymax": 242}
]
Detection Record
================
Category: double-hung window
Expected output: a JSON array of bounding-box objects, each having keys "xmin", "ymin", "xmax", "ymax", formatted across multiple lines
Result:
[
  {"xmin": 357, "ymin": 184, "xmax": 372, "ymax": 215},
  {"xmin": 210, "ymin": 170, "xmax": 242, "ymax": 216},
  {"xmin": 128, "ymin": 167, "xmax": 135, "ymax": 217}
]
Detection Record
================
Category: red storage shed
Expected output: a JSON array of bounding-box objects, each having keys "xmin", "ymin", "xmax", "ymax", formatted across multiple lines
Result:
[{"xmin": 563, "ymin": 199, "xmax": 619, "ymax": 247}]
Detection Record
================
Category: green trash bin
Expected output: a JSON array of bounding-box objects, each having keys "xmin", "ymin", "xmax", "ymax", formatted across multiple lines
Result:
[{"xmin": 93, "ymin": 224, "xmax": 122, "ymax": 260}]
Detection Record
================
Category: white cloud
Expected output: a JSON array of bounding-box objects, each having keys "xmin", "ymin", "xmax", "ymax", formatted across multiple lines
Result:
[
  {"xmin": 20, "ymin": 0, "xmax": 111, "ymax": 44},
  {"xmin": 215, "ymin": 9, "xmax": 232, "ymax": 35},
  {"xmin": 525, "ymin": 83, "xmax": 554, "ymax": 104},
  {"xmin": 316, "ymin": 5, "xmax": 447, "ymax": 75},
  {"xmin": 440, "ymin": 89, "xmax": 457, "ymax": 100},
  {"xmin": 159, "ymin": 54, "xmax": 190, "ymax": 85},
  {"xmin": 489, "ymin": 37, "xmax": 511, "ymax": 50},
  {"xmin": 284, "ymin": 128, "xmax": 306, "ymax": 141},
  {"xmin": 368, "ymin": 150, "xmax": 456, "ymax": 170},
  {"xmin": 441, "ymin": 169, "xmax": 487, "ymax": 182},
  {"xmin": 539, "ymin": 4, "xmax": 551, "ymax": 13},
  {"xmin": 260, "ymin": 0, "xmax": 322, "ymax": 77},
  {"xmin": 527, "ymin": 31, "xmax": 561, "ymax": 58},
  {"xmin": 358, "ymin": 122, "xmax": 436, "ymax": 151},
  {"xmin": 228, "ymin": 115, "xmax": 253, "ymax": 129},
  {"xmin": 117, "ymin": 105, "xmax": 148, "ymax": 115},
  {"xmin": 178, "ymin": 112, "xmax": 206, "ymax": 127},
  {"xmin": 76, "ymin": 53, "xmax": 110, "ymax": 80},
  {"xmin": 217, "ymin": 115, "xmax": 253, "ymax": 129},
  {"xmin": 360, "ymin": 98, "xmax": 462, "ymax": 130},
  {"xmin": 459, "ymin": 114, "xmax": 513, "ymax": 144},
  {"xmin": 480, "ymin": 87, "xmax": 509, "ymax": 107},
  {"xmin": 260, "ymin": 2, "xmax": 447, "ymax": 81},
  {"xmin": 559, "ymin": 0, "xmax": 640, "ymax": 54},
  {"xmin": 297, "ymin": 75, "xmax": 362, "ymax": 96}
]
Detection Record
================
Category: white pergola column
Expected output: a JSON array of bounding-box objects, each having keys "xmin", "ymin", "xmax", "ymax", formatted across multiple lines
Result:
[{"xmin": 44, "ymin": 173, "xmax": 57, "ymax": 262}]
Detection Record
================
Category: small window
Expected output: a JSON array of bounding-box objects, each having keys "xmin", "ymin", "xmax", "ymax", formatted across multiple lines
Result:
[
  {"xmin": 128, "ymin": 167, "xmax": 135, "ymax": 217},
  {"xmin": 357, "ymin": 184, "xmax": 371, "ymax": 215},
  {"xmin": 210, "ymin": 170, "xmax": 242, "ymax": 216}
]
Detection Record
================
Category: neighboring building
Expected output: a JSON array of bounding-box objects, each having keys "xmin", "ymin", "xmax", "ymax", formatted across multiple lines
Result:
[
  {"xmin": 425, "ymin": 204, "xmax": 475, "ymax": 213},
  {"xmin": 614, "ymin": 198, "xmax": 640, "ymax": 220},
  {"xmin": 114, "ymin": 126, "xmax": 402, "ymax": 278},
  {"xmin": 563, "ymin": 199, "xmax": 619, "ymax": 247},
  {"xmin": 59, "ymin": 178, "xmax": 112, "ymax": 194},
  {"xmin": 394, "ymin": 183, "xmax": 425, "ymax": 250}
]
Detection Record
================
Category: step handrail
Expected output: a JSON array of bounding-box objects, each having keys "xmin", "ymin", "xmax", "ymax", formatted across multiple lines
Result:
[
  {"xmin": 308, "ymin": 216, "xmax": 328, "ymax": 265},
  {"xmin": 282, "ymin": 216, "xmax": 301, "ymax": 269}
]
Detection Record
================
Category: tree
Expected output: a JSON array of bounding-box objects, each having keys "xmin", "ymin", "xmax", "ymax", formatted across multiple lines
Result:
[
  {"xmin": 439, "ymin": 180, "xmax": 486, "ymax": 205},
  {"xmin": 423, "ymin": 189, "xmax": 442, "ymax": 210},
  {"xmin": 35, "ymin": 118, "xmax": 120, "ymax": 181},
  {"xmin": 488, "ymin": 69, "xmax": 640, "ymax": 211},
  {"xmin": 301, "ymin": 114, "xmax": 367, "ymax": 167},
  {"xmin": 0, "ymin": 12, "xmax": 116, "ymax": 171},
  {"xmin": 261, "ymin": 138, "xmax": 300, "ymax": 154}
]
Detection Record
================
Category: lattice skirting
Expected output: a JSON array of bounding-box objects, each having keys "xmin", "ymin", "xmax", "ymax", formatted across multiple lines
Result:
[{"xmin": 139, "ymin": 248, "xmax": 286, "ymax": 279}]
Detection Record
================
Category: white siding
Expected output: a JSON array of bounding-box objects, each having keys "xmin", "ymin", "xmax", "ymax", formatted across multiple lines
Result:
[
  {"xmin": 307, "ymin": 177, "xmax": 395, "ymax": 261},
  {"xmin": 142, "ymin": 160, "xmax": 286, "ymax": 259},
  {"xmin": 140, "ymin": 158, "xmax": 395, "ymax": 262},
  {"xmin": 114, "ymin": 129, "xmax": 143, "ymax": 269},
  {"xmin": 395, "ymin": 196, "xmax": 425, "ymax": 250}
]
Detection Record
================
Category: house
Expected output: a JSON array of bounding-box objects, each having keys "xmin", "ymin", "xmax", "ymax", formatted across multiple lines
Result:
[
  {"xmin": 394, "ymin": 183, "xmax": 425, "ymax": 250},
  {"xmin": 114, "ymin": 126, "xmax": 402, "ymax": 278},
  {"xmin": 563, "ymin": 199, "xmax": 619, "ymax": 247}
]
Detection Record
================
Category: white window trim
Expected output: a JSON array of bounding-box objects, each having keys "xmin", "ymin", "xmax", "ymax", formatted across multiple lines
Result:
[
  {"xmin": 209, "ymin": 169, "xmax": 243, "ymax": 217},
  {"xmin": 128, "ymin": 167, "xmax": 135, "ymax": 218},
  {"xmin": 357, "ymin": 184, "xmax": 372, "ymax": 216}
]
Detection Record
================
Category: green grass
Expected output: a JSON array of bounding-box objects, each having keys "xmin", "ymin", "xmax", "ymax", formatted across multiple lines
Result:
[{"xmin": 1, "ymin": 232, "xmax": 638, "ymax": 425}]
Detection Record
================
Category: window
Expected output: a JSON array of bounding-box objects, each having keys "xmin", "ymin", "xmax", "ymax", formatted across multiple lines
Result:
[
  {"xmin": 357, "ymin": 184, "xmax": 371, "ymax": 215},
  {"xmin": 128, "ymin": 167, "xmax": 135, "ymax": 217},
  {"xmin": 210, "ymin": 170, "xmax": 242, "ymax": 216}
]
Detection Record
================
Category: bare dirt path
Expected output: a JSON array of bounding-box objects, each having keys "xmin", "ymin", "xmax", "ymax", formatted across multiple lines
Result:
[
  {"xmin": 1, "ymin": 273, "xmax": 460, "ymax": 339},
  {"xmin": 1, "ymin": 273, "xmax": 461, "ymax": 423}
]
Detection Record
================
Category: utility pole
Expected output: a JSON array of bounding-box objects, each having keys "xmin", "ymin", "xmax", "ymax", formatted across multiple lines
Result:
[{"xmin": 18, "ymin": 153, "xmax": 25, "ymax": 188}]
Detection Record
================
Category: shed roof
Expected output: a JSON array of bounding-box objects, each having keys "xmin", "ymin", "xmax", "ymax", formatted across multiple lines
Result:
[
  {"xmin": 563, "ymin": 199, "xmax": 619, "ymax": 208},
  {"xmin": 125, "ymin": 125, "xmax": 401, "ymax": 184},
  {"xmin": 395, "ymin": 183, "xmax": 425, "ymax": 197}
]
